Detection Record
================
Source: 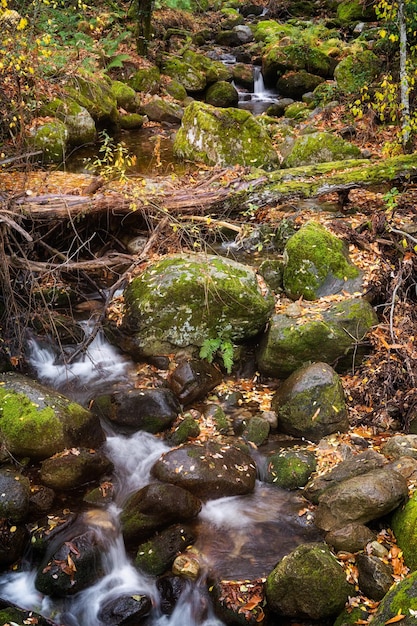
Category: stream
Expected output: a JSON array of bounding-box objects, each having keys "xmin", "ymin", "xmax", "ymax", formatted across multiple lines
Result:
[{"xmin": 0, "ymin": 327, "xmax": 322, "ymax": 625}]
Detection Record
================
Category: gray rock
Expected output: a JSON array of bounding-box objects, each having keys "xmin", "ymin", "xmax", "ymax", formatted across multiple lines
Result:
[
  {"xmin": 0, "ymin": 467, "xmax": 30, "ymax": 522},
  {"xmin": 315, "ymin": 468, "xmax": 408, "ymax": 531},
  {"xmin": 98, "ymin": 594, "xmax": 152, "ymax": 626},
  {"xmin": 325, "ymin": 523, "xmax": 375, "ymax": 553},
  {"xmin": 233, "ymin": 25, "xmax": 254, "ymax": 43},
  {"xmin": 40, "ymin": 448, "xmax": 113, "ymax": 491},
  {"xmin": 382, "ymin": 434, "xmax": 417, "ymax": 460},
  {"xmin": 272, "ymin": 362, "xmax": 348, "ymax": 442},
  {"xmin": 168, "ymin": 359, "xmax": 223, "ymax": 405},
  {"xmin": 151, "ymin": 441, "xmax": 257, "ymax": 499},
  {"xmin": 356, "ymin": 553, "xmax": 393, "ymax": 601}
]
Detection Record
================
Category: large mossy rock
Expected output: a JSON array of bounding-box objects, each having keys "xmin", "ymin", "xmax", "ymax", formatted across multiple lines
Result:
[
  {"xmin": 30, "ymin": 119, "xmax": 68, "ymax": 163},
  {"xmin": 151, "ymin": 441, "xmax": 257, "ymax": 499},
  {"xmin": 282, "ymin": 131, "xmax": 362, "ymax": 168},
  {"xmin": 142, "ymin": 96, "xmax": 183, "ymax": 124},
  {"xmin": 65, "ymin": 69, "xmax": 118, "ymax": 125},
  {"xmin": 174, "ymin": 101, "xmax": 279, "ymax": 169},
  {"xmin": 40, "ymin": 448, "xmax": 113, "ymax": 491},
  {"xmin": 128, "ymin": 66, "xmax": 161, "ymax": 93},
  {"xmin": 391, "ymin": 491, "xmax": 417, "ymax": 571},
  {"xmin": 334, "ymin": 50, "xmax": 380, "ymax": 95},
  {"xmin": 118, "ymin": 254, "xmax": 274, "ymax": 359},
  {"xmin": 0, "ymin": 372, "xmax": 105, "ymax": 460},
  {"xmin": 265, "ymin": 542, "xmax": 354, "ymax": 619},
  {"xmin": 283, "ymin": 221, "xmax": 361, "ymax": 300},
  {"xmin": 337, "ymin": 0, "xmax": 376, "ymax": 23},
  {"xmin": 265, "ymin": 449, "xmax": 316, "ymax": 489},
  {"xmin": 314, "ymin": 468, "xmax": 408, "ymax": 531},
  {"xmin": 257, "ymin": 297, "xmax": 377, "ymax": 378},
  {"xmin": 110, "ymin": 80, "xmax": 140, "ymax": 111},
  {"xmin": 182, "ymin": 49, "xmax": 232, "ymax": 84},
  {"xmin": 369, "ymin": 570, "xmax": 417, "ymax": 625},
  {"xmin": 162, "ymin": 57, "xmax": 207, "ymax": 93},
  {"xmin": 277, "ymin": 70, "xmax": 325, "ymax": 100},
  {"xmin": 205, "ymin": 80, "xmax": 239, "ymax": 108},
  {"xmin": 121, "ymin": 482, "xmax": 202, "ymax": 545},
  {"xmin": 271, "ymin": 362, "xmax": 348, "ymax": 442},
  {"xmin": 262, "ymin": 44, "xmax": 334, "ymax": 85},
  {"xmin": 40, "ymin": 97, "xmax": 96, "ymax": 146},
  {"xmin": 135, "ymin": 524, "xmax": 195, "ymax": 576}
]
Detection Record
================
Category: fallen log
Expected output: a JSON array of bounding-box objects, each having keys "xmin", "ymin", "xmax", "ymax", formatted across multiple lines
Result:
[{"xmin": 11, "ymin": 154, "xmax": 417, "ymax": 220}]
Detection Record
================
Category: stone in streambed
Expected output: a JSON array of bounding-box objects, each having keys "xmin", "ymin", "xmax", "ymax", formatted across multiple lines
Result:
[
  {"xmin": 167, "ymin": 359, "xmax": 222, "ymax": 405},
  {"xmin": 40, "ymin": 448, "xmax": 113, "ymax": 491},
  {"xmin": 0, "ymin": 467, "xmax": 30, "ymax": 522},
  {"xmin": 97, "ymin": 594, "xmax": 152, "ymax": 625},
  {"xmin": 265, "ymin": 449, "xmax": 316, "ymax": 490},
  {"xmin": 325, "ymin": 523, "xmax": 376, "ymax": 553},
  {"xmin": 135, "ymin": 523, "xmax": 195, "ymax": 576}
]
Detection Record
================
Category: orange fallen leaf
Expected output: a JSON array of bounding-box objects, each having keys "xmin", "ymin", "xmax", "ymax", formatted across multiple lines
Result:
[{"xmin": 384, "ymin": 613, "xmax": 405, "ymax": 623}]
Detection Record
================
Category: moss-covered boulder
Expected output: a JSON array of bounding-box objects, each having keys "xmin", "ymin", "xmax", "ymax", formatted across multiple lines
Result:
[
  {"xmin": 265, "ymin": 542, "xmax": 354, "ymax": 619},
  {"xmin": 110, "ymin": 80, "xmax": 140, "ymax": 111},
  {"xmin": 165, "ymin": 79, "xmax": 188, "ymax": 101},
  {"xmin": 271, "ymin": 362, "xmax": 348, "ymax": 442},
  {"xmin": 337, "ymin": 0, "xmax": 376, "ymax": 24},
  {"xmin": 182, "ymin": 49, "xmax": 232, "ymax": 84},
  {"xmin": 277, "ymin": 70, "xmax": 325, "ymax": 100},
  {"xmin": 119, "ymin": 113, "xmax": 145, "ymax": 130},
  {"xmin": 135, "ymin": 524, "xmax": 195, "ymax": 576},
  {"xmin": 243, "ymin": 415, "xmax": 270, "ymax": 446},
  {"xmin": 391, "ymin": 491, "xmax": 417, "ymax": 571},
  {"xmin": 162, "ymin": 57, "xmax": 207, "ymax": 93},
  {"xmin": 334, "ymin": 50, "xmax": 380, "ymax": 95},
  {"xmin": 282, "ymin": 131, "xmax": 362, "ymax": 168},
  {"xmin": 40, "ymin": 97, "xmax": 96, "ymax": 146},
  {"xmin": 257, "ymin": 297, "xmax": 377, "ymax": 378},
  {"xmin": 65, "ymin": 69, "xmax": 118, "ymax": 125},
  {"xmin": 253, "ymin": 20, "xmax": 298, "ymax": 45},
  {"xmin": 0, "ymin": 372, "xmax": 105, "ymax": 460},
  {"xmin": 282, "ymin": 221, "xmax": 361, "ymax": 300},
  {"xmin": 142, "ymin": 96, "xmax": 183, "ymax": 124},
  {"xmin": 40, "ymin": 448, "xmax": 113, "ymax": 491},
  {"xmin": 265, "ymin": 449, "xmax": 316, "ymax": 489},
  {"xmin": 262, "ymin": 44, "xmax": 334, "ymax": 85},
  {"xmin": 173, "ymin": 101, "xmax": 279, "ymax": 168},
  {"xmin": 0, "ymin": 467, "xmax": 30, "ymax": 522},
  {"xmin": 283, "ymin": 101, "xmax": 309, "ymax": 120},
  {"xmin": 128, "ymin": 66, "xmax": 160, "ymax": 93},
  {"xmin": 370, "ymin": 570, "xmax": 417, "ymax": 625},
  {"xmin": 205, "ymin": 80, "xmax": 238, "ymax": 108},
  {"xmin": 167, "ymin": 412, "xmax": 201, "ymax": 445},
  {"xmin": 30, "ymin": 119, "xmax": 68, "ymax": 163},
  {"xmin": 151, "ymin": 441, "xmax": 257, "ymax": 499},
  {"xmin": 232, "ymin": 63, "xmax": 254, "ymax": 90},
  {"xmin": 119, "ymin": 254, "xmax": 274, "ymax": 358},
  {"xmin": 121, "ymin": 482, "xmax": 202, "ymax": 545}
]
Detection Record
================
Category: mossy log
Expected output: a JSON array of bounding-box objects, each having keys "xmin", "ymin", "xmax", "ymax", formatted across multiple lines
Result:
[{"xmin": 12, "ymin": 154, "xmax": 417, "ymax": 219}]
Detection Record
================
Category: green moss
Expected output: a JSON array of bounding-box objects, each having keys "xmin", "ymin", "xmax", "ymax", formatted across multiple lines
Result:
[
  {"xmin": 391, "ymin": 493, "xmax": 417, "ymax": 571},
  {"xmin": 168, "ymin": 414, "xmax": 200, "ymax": 445},
  {"xmin": 336, "ymin": 0, "xmax": 375, "ymax": 24},
  {"xmin": 284, "ymin": 102, "xmax": 309, "ymax": 120},
  {"xmin": 283, "ymin": 221, "xmax": 359, "ymax": 300},
  {"xmin": 370, "ymin": 570, "xmax": 417, "ymax": 625},
  {"xmin": 266, "ymin": 449, "xmax": 316, "ymax": 489},
  {"xmin": 334, "ymin": 50, "xmax": 380, "ymax": 95},
  {"xmin": 65, "ymin": 69, "xmax": 118, "ymax": 124},
  {"xmin": 0, "ymin": 387, "xmax": 65, "ymax": 458},
  {"xmin": 283, "ymin": 132, "xmax": 362, "ymax": 168},
  {"xmin": 205, "ymin": 81, "xmax": 238, "ymax": 108},
  {"xmin": 253, "ymin": 20, "xmax": 298, "ymax": 43},
  {"xmin": 31, "ymin": 120, "xmax": 68, "ymax": 163},
  {"xmin": 162, "ymin": 58, "xmax": 206, "ymax": 93},
  {"xmin": 128, "ymin": 66, "xmax": 160, "ymax": 93},
  {"xmin": 244, "ymin": 415, "xmax": 270, "ymax": 446},
  {"xmin": 119, "ymin": 113, "xmax": 145, "ymax": 130},
  {"xmin": 110, "ymin": 80, "xmax": 138, "ymax": 109}
]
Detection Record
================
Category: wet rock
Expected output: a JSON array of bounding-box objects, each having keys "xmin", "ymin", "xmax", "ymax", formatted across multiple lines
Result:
[
  {"xmin": 257, "ymin": 297, "xmax": 377, "ymax": 378},
  {"xmin": 0, "ymin": 467, "xmax": 30, "ymax": 522},
  {"xmin": 121, "ymin": 482, "xmax": 202, "ymax": 545},
  {"xmin": 0, "ymin": 372, "xmax": 105, "ymax": 460},
  {"xmin": 315, "ymin": 468, "xmax": 408, "ymax": 531},
  {"xmin": 277, "ymin": 70, "xmax": 325, "ymax": 100},
  {"xmin": 282, "ymin": 221, "xmax": 362, "ymax": 301},
  {"xmin": 142, "ymin": 96, "xmax": 183, "ymax": 124},
  {"xmin": 30, "ymin": 511, "xmax": 77, "ymax": 560},
  {"xmin": 204, "ymin": 403, "xmax": 232, "ymax": 435},
  {"xmin": 173, "ymin": 102, "xmax": 279, "ymax": 169},
  {"xmin": 382, "ymin": 434, "xmax": 417, "ymax": 460},
  {"xmin": 0, "ymin": 521, "xmax": 28, "ymax": 566},
  {"xmin": 356, "ymin": 553, "xmax": 393, "ymax": 601},
  {"xmin": 135, "ymin": 523, "xmax": 195, "ymax": 576},
  {"xmin": 265, "ymin": 449, "xmax": 316, "ymax": 490},
  {"xmin": 265, "ymin": 542, "xmax": 354, "ymax": 619},
  {"xmin": 156, "ymin": 574, "xmax": 187, "ymax": 614},
  {"xmin": 92, "ymin": 387, "xmax": 180, "ymax": 433},
  {"xmin": 205, "ymin": 81, "xmax": 238, "ymax": 108},
  {"xmin": 271, "ymin": 362, "xmax": 348, "ymax": 442},
  {"xmin": 304, "ymin": 449, "xmax": 386, "ymax": 504},
  {"xmin": 0, "ymin": 607, "xmax": 57, "ymax": 626},
  {"xmin": 167, "ymin": 412, "xmax": 201, "ymax": 445},
  {"xmin": 325, "ymin": 523, "xmax": 375, "ymax": 553},
  {"xmin": 370, "ymin": 570, "xmax": 417, "ymax": 625},
  {"xmin": 40, "ymin": 448, "xmax": 113, "ymax": 491},
  {"xmin": 97, "ymin": 593, "xmax": 152, "ymax": 625},
  {"xmin": 151, "ymin": 441, "xmax": 257, "ymax": 499},
  {"xmin": 172, "ymin": 549, "xmax": 201, "ymax": 579},
  {"xmin": 35, "ymin": 530, "xmax": 104, "ymax": 596},
  {"xmin": 282, "ymin": 131, "xmax": 362, "ymax": 168},
  {"xmin": 29, "ymin": 484, "xmax": 55, "ymax": 516},
  {"xmin": 211, "ymin": 579, "xmax": 267, "ymax": 625},
  {"xmin": 168, "ymin": 360, "xmax": 223, "ymax": 405},
  {"xmin": 243, "ymin": 415, "xmax": 270, "ymax": 447},
  {"xmin": 391, "ymin": 490, "xmax": 417, "ymax": 570},
  {"xmin": 119, "ymin": 254, "xmax": 274, "ymax": 359},
  {"xmin": 232, "ymin": 63, "xmax": 254, "ymax": 90}
]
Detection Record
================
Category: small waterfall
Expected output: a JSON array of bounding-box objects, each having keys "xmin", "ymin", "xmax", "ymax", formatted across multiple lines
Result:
[{"xmin": 236, "ymin": 66, "xmax": 279, "ymax": 115}]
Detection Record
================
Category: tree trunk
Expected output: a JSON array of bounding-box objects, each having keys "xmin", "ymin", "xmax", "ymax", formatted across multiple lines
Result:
[
  {"xmin": 135, "ymin": 0, "xmax": 153, "ymax": 55},
  {"xmin": 398, "ymin": 0, "xmax": 412, "ymax": 152}
]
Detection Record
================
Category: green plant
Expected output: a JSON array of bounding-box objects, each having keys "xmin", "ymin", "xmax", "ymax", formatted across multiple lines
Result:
[
  {"xmin": 200, "ymin": 336, "xmax": 234, "ymax": 374},
  {"xmin": 84, "ymin": 130, "xmax": 137, "ymax": 181},
  {"xmin": 383, "ymin": 186, "xmax": 400, "ymax": 218}
]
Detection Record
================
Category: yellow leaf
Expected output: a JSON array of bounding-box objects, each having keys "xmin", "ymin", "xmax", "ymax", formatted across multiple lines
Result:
[
  {"xmin": 379, "ymin": 29, "xmax": 387, "ymax": 38},
  {"xmin": 385, "ymin": 612, "xmax": 405, "ymax": 623}
]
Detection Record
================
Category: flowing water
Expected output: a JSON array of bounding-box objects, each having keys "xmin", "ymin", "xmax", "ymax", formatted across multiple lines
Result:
[
  {"xmin": 0, "ymin": 327, "xmax": 322, "ymax": 625},
  {"xmin": 236, "ymin": 66, "xmax": 279, "ymax": 115}
]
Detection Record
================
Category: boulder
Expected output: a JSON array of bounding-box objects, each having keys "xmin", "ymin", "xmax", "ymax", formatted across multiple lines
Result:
[
  {"xmin": 118, "ymin": 254, "xmax": 274, "ymax": 359},
  {"xmin": 271, "ymin": 362, "xmax": 348, "ymax": 442},
  {"xmin": 356, "ymin": 553, "xmax": 393, "ymax": 601},
  {"xmin": 92, "ymin": 387, "xmax": 180, "ymax": 433},
  {"xmin": 282, "ymin": 131, "xmax": 362, "ymax": 168},
  {"xmin": 97, "ymin": 594, "xmax": 152, "ymax": 626},
  {"xmin": 128, "ymin": 65, "xmax": 160, "ymax": 93},
  {"xmin": 182, "ymin": 50, "xmax": 232, "ymax": 84},
  {"xmin": 162, "ymin": 58, "xmax": 207, "ymax": 93},
  {"xmin": 30, "ymin": 119, "xmax": 68, "ymax": 163},
  {"xmin": 0, "ymin": 372, "xmax": 105, "ymax": 460},
  {"xmin": 265, "ymin": 449, "xmax": 316, "ymax": 489},
  {"xmin": 215, "ymin": 30, "xmax": 241, "ymax": 47},
  {"xmin": 65, "ymin": 69, "xmax": 118, "ymax": 125},
  {"xmin": 315, "ymin": 468, "xmax": 408, "ymax": 531},
  {"xmin": 110, "ymin": 80, "xmax": 140, "ymax": 111},
  {"xmin": 40, "ymin": 448, "xmax": 113, "ymax": 491},
  {"xmin": 151, "ymin": 441, "xmax": 257, "ymax": 499},
  {"xmin": 173, "ymin": 101, "xmax": 279, "ymax": 168},
  {"xmin": 120, "ymin": 482, "xmax": 202, "ymax": 544},
  {"xmin": 265, "ymin": 542, "xmax": 354, "ymax": 619},
  {"xmin": 119, "ymin": 113, "xmax": 145, "ymax": 130},
  {"xmin": 135, "ymin": 524, "xmax": 195, "ymax": 576},
  {"xmin": 142, "ymin": 96, "xmax": 183, "ymax": 124},
  {"xmin": 232, "ymin": 63, "xmax": 255, "ymax": 90},
  {"xmin": 243, "ymin": 415, "xmax": 270, "ymax": 447},
  {"xmin": 282, "ymin": 221, "xmax": 362, "ymax": 300},
  {"xmin": 205, "ymin": 81, "xmax": 239, "ymax": 108},
  {"xmin": 0, "ymin": 467, "xmax": 30, "ymax": 522},
  {"xmin": 382, "ymin": 434, "xmax": 417, "ymax": 460},
  {"xmin": 167, "ymin": 412, "xmax": 201, "ymax": 445},
  {"xmin": 40, "ymin": 97, "xmax": 96, "ymax": 146},
  {"xmin": 257, "ymin": 297, "xmax": 377, "ymax": 378},
  {"xmin": 233, "ymin": 25, "xmax": 254, "ymax": 44},
  {"xmin": 334, "ymin": 50, "xmax": 380, "ymax": 95},
  {"xmin": 277, "ymin": 70, "xmax": 325, "ymax": 100},
  {"xmin": 35, "ymin": 530, "xmax": 104, "ymax": 596},
  {"xmin": 0, "ymin": 523, "xmax": 28, "ymax": 566},
  {"xmin": 337, "ymin": 0, "xmax": 376, "ymax": 23},
  {"xmin": 370, "ymin": 570, "xmax": 417, "ymax": 625},
  {"xmin": 325, "ymin": 523, "xmax": 376, "ymax": 553},
  {"xmin": 262, "ymin": 44, "xmax": 334, "ymax": 85},
  {"xmin": 168, "ymin": 359, "xmax": 223, "ymax": 405}
]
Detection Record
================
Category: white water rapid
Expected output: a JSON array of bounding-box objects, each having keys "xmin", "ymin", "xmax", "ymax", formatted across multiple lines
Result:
[{"xmin": 237, "ymin": 66, "xmax": 279, "ymax": 115}]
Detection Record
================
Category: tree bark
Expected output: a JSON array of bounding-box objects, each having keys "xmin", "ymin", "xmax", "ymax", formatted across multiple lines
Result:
[{"xmin": 398, "ymin": 0, "xmax": 412, "ymax": 152}]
